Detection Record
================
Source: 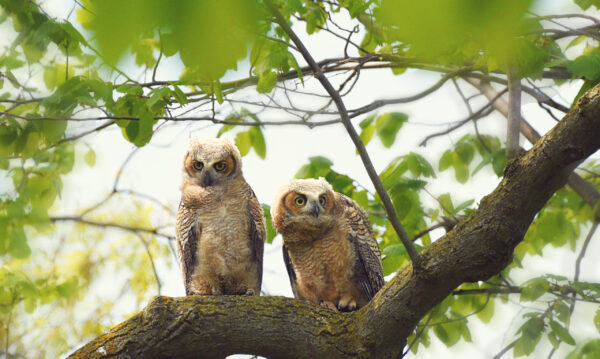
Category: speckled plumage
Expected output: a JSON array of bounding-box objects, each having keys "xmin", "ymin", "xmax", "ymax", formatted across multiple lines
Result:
[
  {"xmin": 175, "ymin": 138, "xmax": 265, "ymax": 296},
  {"xmin": 271, "ymin": 178, "xmax": 384, "ymax": 311}
]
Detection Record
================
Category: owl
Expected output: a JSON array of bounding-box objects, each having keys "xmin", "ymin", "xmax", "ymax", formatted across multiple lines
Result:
[
  {"xmin": 175, "ymin": 138, "xmax": 265, "ymax": 296},
  {"xmin": 271, "ymin": 178, "xmax": 384, "ymax": 311}
]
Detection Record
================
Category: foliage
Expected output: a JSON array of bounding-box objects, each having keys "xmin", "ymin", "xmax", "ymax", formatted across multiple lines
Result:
[{"xmin": 0, "ymin": 0, "xmax": 599, "ymax": 358}]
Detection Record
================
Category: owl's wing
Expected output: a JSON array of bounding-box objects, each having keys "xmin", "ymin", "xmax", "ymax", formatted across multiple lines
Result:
[
  {"xmin": 246, "ymin": 190, "xmax": 266, "ymax": 282},
  {"xmin": 282, "ymin": 243, "xmax": 300, "ymax": 298},
  {"xmin": 175, "ymin": 203, "xmax": 200, "ymax": 296},
  {"xmin": 340, "ymin": 194, "xmax": 385, "ymax": 300}
]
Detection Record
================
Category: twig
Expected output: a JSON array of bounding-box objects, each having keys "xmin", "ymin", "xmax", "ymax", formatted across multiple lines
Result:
[
  {"xmin": 152, "ymin": 33, "xmax": 163, "ymax": 83},
  {"xmin": 265, "ymin": 0, "xmax": 420, "ymax": 265},
  {"xmin": 348, "ymin": 68, "xmax": 471, "ymax": 118},
  {"xmin": 50, "ymin": 216, "xmax": 175, "ymax": 241},
  {"xmin": 138, "ymin": 235, "xmax": 162, "ymax": 295},
  {"xmin": 465, "ymin": 78, "xmax": 600, "ymax": 221},
  {"xmin": 493, "ymin": 339, "xmax": 517, "ymax": 359},
  {"xmin": 506, "ymin": 64, "xmax": 521, "ymax": 161},
  {"xmin": 549, "ymin": 222, "xmax": 600, "ymax": 357},
  {"xmin": 57, "ymin": 121, "xmax": 114, "ymax": 144},
  {"xmin": 419, "ymin": 104, "xmax": 494, "ymax": 147},
  {"xmin": 402, "ymin": 311, "xmax": 433, "ymax": 357}
]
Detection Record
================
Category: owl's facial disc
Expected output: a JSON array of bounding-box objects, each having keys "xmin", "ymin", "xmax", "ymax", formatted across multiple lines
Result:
[
  {"xmin": 185, "ymin": 153, "xmax": 238, "ymax": 188},
  {"xmin": 288, "ymin": 192, "xmax": 330, "ymax": 222}
]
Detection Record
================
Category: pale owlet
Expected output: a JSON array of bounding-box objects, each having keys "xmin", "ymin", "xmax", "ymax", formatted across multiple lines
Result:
[
  {"xmin": 271, "ymin": 177, "xmax": 384, "ymax": 311},
  {"xmin": 175, "ymin": 138, "xmax": 265, "ymax": 296}
]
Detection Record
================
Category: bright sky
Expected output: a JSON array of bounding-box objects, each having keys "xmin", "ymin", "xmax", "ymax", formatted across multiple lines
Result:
[{"xmin": 25, "ymin": 0, "xmax": 600, "ymax": 358}]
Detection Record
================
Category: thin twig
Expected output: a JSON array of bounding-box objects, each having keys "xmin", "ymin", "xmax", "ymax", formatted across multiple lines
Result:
[
  {"xmin": 506, "ymin": 64, "xmax": 522, "ymax": 161},
  {"xmin": 549, "ymin": 222, "xmax": 600, "ymax": 357},
  {"xmin": 50, "ymin": 216, "xmax": 175, "ymax": 241},
  {"xmin": 493, "ymin": 339, "xmax": 517, "ymax": 359},
  {"xmin": 138, "ymin": 235, "xmax": 162, "ymax": 295},
  {"xmin": 403, "ymin": 311, "xmax": 433, "ymax": 357},
  {"xmin": 265, "ymin": 0, "xmax": 420, "ymax": 265},
  {"xmin": 466, "ymin": 78, "xmax": 600, "ymax": 221}
]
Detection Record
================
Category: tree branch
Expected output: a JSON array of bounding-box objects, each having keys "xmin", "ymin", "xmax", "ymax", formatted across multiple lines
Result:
[
  {"xmin": 264, "ymin": 0, "xmax": 420, "ymax": 265},
  {"xmin": 466, "ymin": 77, "xmax": 600, "ymax": 220},
  {"xmin": 69, "ymin": 81, "xmax": 600, "ymax": 359},
  {"xmin": 50, "ymin": 216, "xmax": 175, "ymax": 241},
  {"xmin": 506, "ymin": 64, "xmax": 522, "ymax": 160}
]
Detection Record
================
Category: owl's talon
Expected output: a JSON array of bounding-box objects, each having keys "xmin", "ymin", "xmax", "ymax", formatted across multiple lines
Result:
[
  {"xmin": 337, "ymin": 297, "xmax": 358, "ymax": 312},
  {"xmin": 319, "ymin": 300, "xmax": 338, "ymax": 311}
]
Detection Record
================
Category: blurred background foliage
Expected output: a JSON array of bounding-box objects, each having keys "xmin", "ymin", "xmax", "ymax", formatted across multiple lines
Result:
[{"xmin": 0, "ymin": 0, "xmax": 600, "ymax": 358}]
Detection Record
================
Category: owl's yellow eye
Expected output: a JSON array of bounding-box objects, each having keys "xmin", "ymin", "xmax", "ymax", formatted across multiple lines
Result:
[
  {"xmin": 192, "ymin": 161, "xmax": 203, "ymax": 171},
  {"xmin": 214, "ymin": 161, "xmax": 227, "ymax": 172},
  {"xmin": 294, "ymin": 196, "xmax": 306, "ymax": 207},
  {"xmin": 319, "ymin": 195, "xmax": 327, "ymax": 206}
]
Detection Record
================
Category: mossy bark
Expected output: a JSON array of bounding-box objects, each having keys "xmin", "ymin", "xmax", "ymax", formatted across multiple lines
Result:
[{"xmin": 69, "ymin": 84, "xmax": 600, "ymax": 359}]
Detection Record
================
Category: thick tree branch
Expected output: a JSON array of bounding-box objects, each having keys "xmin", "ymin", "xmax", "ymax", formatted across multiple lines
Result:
[
  {"xmin": 264, "ymin": 0, "xmax": 420, "ymax": 265},
  {"xmin": 69, "ymin": 81, "xmax": 600, "ymax": 359}
]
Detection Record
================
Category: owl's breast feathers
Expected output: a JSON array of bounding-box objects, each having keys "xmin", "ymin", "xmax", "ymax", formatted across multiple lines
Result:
[
  {"xmin": 282, "ymin": 193, "xmax": 384, "ymax": 309},
  {"xmin": 176, "ymin": 180, "xmax": 265, "ymax": 295}
]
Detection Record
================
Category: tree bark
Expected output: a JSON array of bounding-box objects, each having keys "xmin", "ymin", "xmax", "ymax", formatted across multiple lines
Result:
[{"xmin": 69, "ymin": 84, "xmax": 600, "ymax": 359}]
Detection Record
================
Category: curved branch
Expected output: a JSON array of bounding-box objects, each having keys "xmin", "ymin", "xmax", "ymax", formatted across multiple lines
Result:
[
  {"xmin": 264, "ymin": 0, "xmax": 420, "ymax": 265},
  {"xmin": 69, "ymin": 81, "xmax": 600, "ymax": 359}
]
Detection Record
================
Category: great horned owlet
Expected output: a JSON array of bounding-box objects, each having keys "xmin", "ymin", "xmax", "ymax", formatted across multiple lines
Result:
[
  {"xmin": 271, "ymin": 177, "xmax": 384, "ymax": 311},
  {"xmin": 175, "ymin": 138, "xmax": 265, "ymax": 296}
]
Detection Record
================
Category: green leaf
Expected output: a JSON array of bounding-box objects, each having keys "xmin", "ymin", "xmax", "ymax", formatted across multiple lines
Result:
[
  {"xmin": 249, "ymin": 127, "xmax": 266, "ymax": 159},
  {"xmin": 548, "ymin": 332, "xmax": 560, "ymax": 349},
  {"xmin": 594, "ymin": 308, "xmax": 600, "ymax": 333},
  {"xmin": 453, "ymin": 200, "xmax": 474, "ymax": 214},
  {"xmin": 41, "ymin": 120, "xmax": 67, "ymax": 144},
  {"xmin": 376, "ymin": 112, "xmax": 408, "ymax": 147},
  {"xmin": 439, "ymin": 150, "xmax": 452, "ymax": 171},
  {"xmin": 383, "ymin": 244, "xmax": 407, "ymax": 257},
  {"xmin": 476, "ymin": 297, "xmax": 495, "ymax": 323},
  {"xmin": 520, "ymin": 277, "xmax": 549, "ymax": 302},
  {"xmin": 295, "ymin": 156, "xmax": 333, "ymax": 179},
  {"xmin": 235, "ymin": 131, "xmax": 251, "ymax": 156},
  {"xmin": 116, "ymin": 84, "xmax": 143, "ymax": 95},
  {"xmin": 352, "ymin": 190, "xmax": 369, "ymax": 209},
  {"xmin": 147, "ymin": 87, "xmax": 171, "ymax": 109},
  {"xmin": 84, "ymin": 147, "xmax": 96, "ymax": 167},
  {"xmin": 514, "ymin": 317, "xmax": 544, "ymax": 357},
  {"xmin": 453, "ymin": 162, "xmax": 469, "ymax": 184},
  {"xmin": 550, "ymin": 319, "xmax": 575, "ymax": 345},
  {"xmin": 360, "ymin": 124, "xmax": 376, "ymax": 147},
  {"xmin": 257, "ymin": 71, "xmax": 278, "ymax": 93},
  {"xmin": 455, "ymin": 142, "xmax": 475, "ymax": 165},
  {"xmin": 433, "ymin": 322, "xmax": 461, "ymax": 347},
  {"xmin": 171, "ymin": 85, "xmax": 188, "ymax": 105},
  {"xmin": 491, "ymin": 149, "xmax": 506, "ymax": 177},
  {"xmin": 213, "ymin": 80, "xmax": 223, "ymax": 104},
  {"xmin": 261, "ymin": 204, "xmax": 277, "ymax": 244},
  {"xmin": 554, "ymin": 301, "xmax": 571, "ymax": 325},
  {"xmin": 575, "ymin": 0, "xmax": 594, "ymax": 10},
  {"xmin": 359, "ymin": 114, "xmax": 375, "ymax": 129},
  {"xmin": 438, "ymin": 193, "xmax": 454, "ymax": 216}
]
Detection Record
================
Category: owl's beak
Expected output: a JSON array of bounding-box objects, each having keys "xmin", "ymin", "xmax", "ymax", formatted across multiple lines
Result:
[
  {"xmin": 201, "ymin": 172, "xmax": 214, "ymax": 187},
  {"xmin": 309, "ymin": 203, "xmax": 320, "ymax": 217}
]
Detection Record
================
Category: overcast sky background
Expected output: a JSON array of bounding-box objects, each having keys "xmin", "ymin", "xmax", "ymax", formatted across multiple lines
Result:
[{"xmin": 10, "ymin": 0, "xmax": 599, "ymax": 357}]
